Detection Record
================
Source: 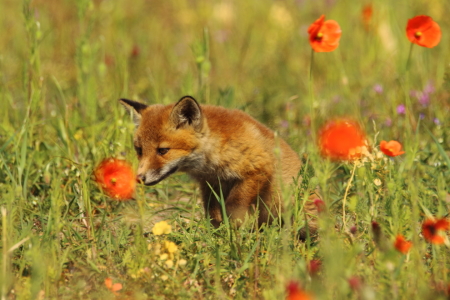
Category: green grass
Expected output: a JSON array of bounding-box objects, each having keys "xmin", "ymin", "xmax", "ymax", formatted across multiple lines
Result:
[{"xmin": 1, "ymin": 0, "xmax": 449, "ymax": 299}]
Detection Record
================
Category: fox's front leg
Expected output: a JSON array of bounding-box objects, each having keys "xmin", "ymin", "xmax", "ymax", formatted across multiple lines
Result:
[
  {"xmin": 223, "ymin": 176, "xmax": 273, "ymax": 226},
  {"xmin": 200, "ymin": 181, "xmax": 226, "ymax": 228},
  {"xmin": 200, "ymin": 178, "xmax": 270, "ymax": 228},
  {"xmin": 202, "ymin": 192, "xmax": 223, "ymax": 228}
]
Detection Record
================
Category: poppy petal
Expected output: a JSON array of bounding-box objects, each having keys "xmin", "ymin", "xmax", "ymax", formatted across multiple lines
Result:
[
  {"xmin": 380, "ymin": 140, "xmax": 405, "ymax": 157},
  {"xmin": 419, "ymin": 21, "xmax": 441, "ymax": 48},
  {"xmin": 112, "ymin": 283, "xmax": 123, "ymax": 292},
  {"xmin": 422, "ymin": 218, "xmax": 449, "ymax": 244},
  {"xmin": 104, "ymin": 278, "xmax": 113, "ymax": 289},
  {"xmin": 394, "ymin": 235, "xmax": 412, "ymax": 254},
  {"xmin": 435, "ymin": 219, "xmax": 450, "ymax": 230}
]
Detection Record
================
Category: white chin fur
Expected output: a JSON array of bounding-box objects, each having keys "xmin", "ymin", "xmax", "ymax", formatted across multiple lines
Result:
[{"xmin": 144, "ymin": 160, "xmax": 180, "ymax": 185}]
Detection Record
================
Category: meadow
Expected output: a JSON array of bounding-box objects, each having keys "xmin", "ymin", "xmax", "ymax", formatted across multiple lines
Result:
[{"xmin": 0, "ymin": 0, "xmax": 449, "ymax": 299}]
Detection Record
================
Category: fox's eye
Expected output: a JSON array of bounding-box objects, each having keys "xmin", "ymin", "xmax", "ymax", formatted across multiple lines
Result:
[
  {"xmin": 134, "ymin": 145, "xmax": 143, "ymax": 157},
  {"xmin": 157, "ymin": 148, "xmax": 170, "ymax": 156}
]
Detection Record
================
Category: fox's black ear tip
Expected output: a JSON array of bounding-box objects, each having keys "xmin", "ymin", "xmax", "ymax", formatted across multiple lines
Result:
[
  {"xmin": 180, "ymin": 95, "xmax": 195, "ymax": 100},
  {"xmin": 178, "ymin": 95, "xmax": 199, "ymax": 104},
  {"xmin": 119, "ymin": 98, "xmax": 148, "ymax": 113}
]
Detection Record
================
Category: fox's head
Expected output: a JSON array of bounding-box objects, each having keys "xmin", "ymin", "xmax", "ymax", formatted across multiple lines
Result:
[{"xmin": 120, "ymin": 96, "xmax": 205, "ymax": 185}]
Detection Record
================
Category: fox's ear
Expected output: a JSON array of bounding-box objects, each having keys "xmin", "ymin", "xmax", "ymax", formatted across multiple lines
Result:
[
  {"xmin": 119, "ymin": 98, "xmax": 148, "ymax": 126},
  {"xmin": 170, "ymin": 96, "xmax": 203, "ymax": 131}
]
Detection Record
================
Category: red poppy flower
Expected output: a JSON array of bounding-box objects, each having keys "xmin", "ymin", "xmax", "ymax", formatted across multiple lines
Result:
[
  {"xmin": 131, "ymin": 45, "xmax": 140, "ymax": 58},
  {"xmin": 379, "ymin": 140, "xmax": 405, "ymax": 157},
  {"xmin": 422, "ymin": 218, "xmax": 449, "ymax": 244},
  {"xmin": 314, "ymin": 199, "xmax": 326, "ymax": 213},
  {"xmin": 307, "ymin": 260, "xmax": 321, "ymax": 276},
  {"xmin": 406, "ymin": 15, "xmax": 441, "ymax": 48},
  {"xmin": 361, "ymin": 4, "xmax": 373, "ymax": 29},
  {"xmin": 308, "ymin": 15, "xmax": 342, "ymax": 52},
  {"xmin": 318, "ymin": 119, "xmax": 367, "ymax": 161},
  {"xmin": 371, "ymin": 221, "xmax": 382, "ymax": 244},
  {"xmin": 286, "ymin": 281, "xmax": 313, "ymax": 300},
  {"xmin": 394, "ymin": 235, "xmax": 412, "ymax": 254},
  {"xmin": 94, "ymin": 158, "xmax": 136, "ymax": 200},
  {"xmin": 104, "ymin": 277, "xmax": 122, "ymax": 295},
  {"xmin": 348, "ymin": 276, "xmax": 362, "ymax": 291}
]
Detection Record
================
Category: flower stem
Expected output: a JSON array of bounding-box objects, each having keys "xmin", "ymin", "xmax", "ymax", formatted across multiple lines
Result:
[
  {"xmin": 309, "ymin": 48, "xmax": 315, "ymax": 85},
  {"xmin": 308, "ymin": 49, "xmax": 316, "ymax": 139},
  {"xmin": 404, "ymin": 42, "xmax": 416, "ymax": 134},
  {"xmin": 405, "ymin": 43, "xmax": 414, "ymax": 73},
  {"xmin": 342, "ymin": 162, "xmax": 357, "ymax": 229}
]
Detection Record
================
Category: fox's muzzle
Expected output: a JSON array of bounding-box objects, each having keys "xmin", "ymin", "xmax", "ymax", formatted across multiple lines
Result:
[{"xmin": 136, "ymin": 166, "xmax": 179, "ymax": 186}]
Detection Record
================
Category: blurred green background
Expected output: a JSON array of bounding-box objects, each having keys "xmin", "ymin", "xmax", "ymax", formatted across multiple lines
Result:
[{"xmin": 2, "ymin": 0, "xmax": 448, "ymax": 131}]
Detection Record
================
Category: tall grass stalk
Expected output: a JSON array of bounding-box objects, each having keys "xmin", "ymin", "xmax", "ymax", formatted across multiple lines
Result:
[
  {"xmin": 308, "ymin": 48, "xmax": 316, "ymax": 140},
  {"xmin": 341, "ymin": 162, "xmax": 357, "ymax": 229}
]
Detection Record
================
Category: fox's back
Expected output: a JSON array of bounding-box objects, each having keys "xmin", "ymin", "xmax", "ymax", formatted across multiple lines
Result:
[{"xmin": 198, "ymin": 105, "xmax": 302, "ymax": 185}]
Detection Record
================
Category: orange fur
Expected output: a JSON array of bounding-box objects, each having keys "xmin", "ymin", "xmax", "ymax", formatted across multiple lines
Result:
[{"xmin": 120, "ymin": 96, "xmax": 319, "ymax": 231}]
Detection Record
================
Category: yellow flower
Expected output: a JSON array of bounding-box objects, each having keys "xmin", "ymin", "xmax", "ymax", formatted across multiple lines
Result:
[
  {"xmin": 164, "ymin": 241, "xmax": 178, "ymax": 253},
  {"xmin": 152, "ymin": 221, "xmax": 172, "ymax": 236},
  {"xmin": 74, "ymin": 129, "xmax": 83, "ymax": 140},
  {"xmin": 178, "ymin": 259, "xmax": 187, "ymax": 267},
  {"xmin": 165, "ymin": 260, "xmax": 174, "ymax": 268},
  {"xmin": 153, "ymin": 243, "xmax": 161, "ymax": 255}
]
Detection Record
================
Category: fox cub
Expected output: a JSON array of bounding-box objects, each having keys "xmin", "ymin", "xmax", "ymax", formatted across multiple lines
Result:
[{"xmin": 120, "ymin": 96, "xmax": 320, "ymax": 232}]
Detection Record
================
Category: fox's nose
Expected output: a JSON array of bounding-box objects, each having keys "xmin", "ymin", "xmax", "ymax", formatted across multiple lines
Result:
[{"xmin": 136, "ymin": 174, "xmax": 145, "ymax": 183}]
